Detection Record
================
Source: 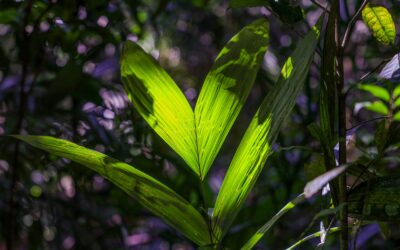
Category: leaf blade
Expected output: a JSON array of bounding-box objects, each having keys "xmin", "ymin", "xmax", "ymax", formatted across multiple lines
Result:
[
  {"xmin": 365, "ymin": 100, "xmax": 389, "ymax": 115},
  {"xmin": 348, "ymin": 177, "xmax": 400, "ymax": 221},
  {"xmin": 194, "ymin": 18, "xmax": 269, "ymax": 179},
  {"xmin": 362, "ymin": 4, "xmax": 396, "ymax": 46},
  {"xmin": 358, "ymin": 84, "xmax": 391, "ymax": 102},
  {"xmin": 212, "ymin": 23, "xmax": 321, "ymax": 241},
  {"xmin": 120, "ymin": 42, "xmax": 199, "ymax": 175},
  {"xmin": 304, "ymin": 166, "xmax": 348, "ymax": 199},
  {"xmin": 14, "ymin": 135, "xmax": 211, "ymax": 246}
]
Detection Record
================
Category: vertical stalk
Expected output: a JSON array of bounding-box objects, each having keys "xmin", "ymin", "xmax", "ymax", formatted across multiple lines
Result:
[
  {"xmin": 337, "ymin": 49, "xmax": 348, "ymax": 250},
  {"xmin": 199, "ymin": 179, "xmax": 215, "ymax": 247},
  {"xmin": 336, "ymin": 0, "xmax": 348, "ymax": 247},
  {"xmin": 338, "ymin": 2, "xmax": 369, "ymax": 249},
  {"xmin": 320, "ymin": 0, "xmax": 349, "ymax": 248},
  {"xmin": 6, "ymin": 1, "xmax": 33, "ymax": 249}
]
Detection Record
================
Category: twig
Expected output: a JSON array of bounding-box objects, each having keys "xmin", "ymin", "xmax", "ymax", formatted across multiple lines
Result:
[
  {"xmin": 310, "ymin": 0, "xmax": 330, "ymax": 13},
  {"xmin": 341, "ymin": 0, "xmax": 369, "ymax": 49},
  {"xmin": 359, "ymin": 58, "xmax": 391, "ymax": 82},
  {"xmin": 344, "ymin": 57, "xmax": 391, "ymax": 97},
  {"xmin": 347, "ymin": 116, "xmax": 389, "ymax": 132}
]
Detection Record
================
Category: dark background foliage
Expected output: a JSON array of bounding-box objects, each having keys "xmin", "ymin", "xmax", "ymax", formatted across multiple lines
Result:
[{"xmin": 1, "ymin": 0, "xmax": 400, "ymax": 249}]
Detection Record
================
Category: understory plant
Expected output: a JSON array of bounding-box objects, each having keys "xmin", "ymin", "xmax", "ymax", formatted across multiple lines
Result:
[
  {"xmin": 14, "ymin": 18, "xmax": 320, "ymax": 248},
  {"xmin": 13, "ymin": 0, "xmax": 400, "ymax": 249}
]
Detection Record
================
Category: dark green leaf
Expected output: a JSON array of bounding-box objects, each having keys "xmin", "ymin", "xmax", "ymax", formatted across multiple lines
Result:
[{"xmin": 348, "ymin": 177, "xmax": 400, "ymax": 221}]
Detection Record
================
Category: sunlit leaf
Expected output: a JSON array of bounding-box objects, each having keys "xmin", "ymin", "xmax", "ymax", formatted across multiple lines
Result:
[
  {"xmin": 365, "ymin": 100, "xmax": 389, "ymax": 115},
  {"xmin": 194, "ymin": 19, "xmax": 269, "ymax": 179},
  {"xmin": 281, "ymin": 57, "xmax": 293, "ymax": 80},
  {"xmin": 212, "ymin": 23, "xmax": 320, "ymax": 241},
  {"xmin": 358, "ymin": 84, "xmax": 390, "ymax": 102},
  {"xmin": 121, "ymin": 20, "xmax": 269, "ymax": 179},
  {"xmin": 120, "ymin": 42, "xmax": 200, "ymax": 175},
  {"xmin": 348, "ymin": 177, "xmax": 400, "ymax": 221},
  {"xmin": 242, "ymin": 194, "xmax": 305, "ymax": 249},
  {"xmin": 393, "ymin": 112, "xmax": 400, "ymax": 121},
  {"xmin": 14, "ymin": 135, "xmax": 212, "ymax": 246},
  {"xmin": 395, "ymin": 97, "xmax": 400, "ymax": 108},
  {"xmin": 362, "ymin": 4, "xmax": 396, "ymax": 45},
  {"xmin": 393, "ymin": 85, "xmax": 400, "ymax": 99},
  {"xmin": 304, "ymin": 166, "xmax": 347, "ymax": 199}
]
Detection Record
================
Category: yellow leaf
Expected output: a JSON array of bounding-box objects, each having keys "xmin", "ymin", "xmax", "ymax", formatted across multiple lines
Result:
[{"xmin": 362, "ymin": 4, "xmax": 396, "ymax": 45}]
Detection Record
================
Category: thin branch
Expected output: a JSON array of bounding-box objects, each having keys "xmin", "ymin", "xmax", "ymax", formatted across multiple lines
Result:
[
  {"xmin": 341, "ymin": 0, "xmax": 369, "ymax": 48},
  {"xmin": 344, "ymin": 57, "xmax": 391, "ymax": 97},
  {"xmin": 347, "ymin": 116, "xmax": 389, "ymax": 132},
  {"xmin": 359, "ymin": 58, "xmax": 391, "ymax": 82},
  {"xmin": 310, "ymin": 0, "xmax": 330, "ymax": 13}
]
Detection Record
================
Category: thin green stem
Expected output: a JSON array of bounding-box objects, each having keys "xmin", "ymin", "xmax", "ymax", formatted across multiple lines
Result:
[{"xmin": 199, "ymin": 179, "xmax": 215, "ymax": 246}]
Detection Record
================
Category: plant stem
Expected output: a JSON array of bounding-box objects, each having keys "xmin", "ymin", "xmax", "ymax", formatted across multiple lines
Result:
[
  {"xmin": 341, "ymin": 0, "xmax": 369, "ymax": 48},
  {"xmin": 310, "ymin": 0, "xmax": 330, "ymax": 13},
  {"xmin": 338, "ymin": 34, "xmax": 348, "ymax": 250},
  {"xmin": 337, "ymin": 80, "xmax": 348, "ymax": 250},
  {"xmin": 336, "ymin": 2, "xmax": 371, "ymax": 249},
  {"xmin": 199, "ymin": 179, "xmax": 215, "ymax": 246},
  {"xmin": 6, "ymin": 1, "xmax": 33, "ymax": 249}
]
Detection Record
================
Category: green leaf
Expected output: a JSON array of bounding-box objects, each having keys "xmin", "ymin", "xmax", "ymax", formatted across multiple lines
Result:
[
  {"xmin": 195, "ymin": 19, "xmax": 269, "ymax": 179},
  {"xmin": 358, "ymin": 84, "xmax": 391, "ymax": 102},
  {"xmin": 212, "ymin": 23, "xmax": 320, "ymax": 241},
  {"xmin": 393, "ymin": 85, "xmax": 400, "ymax": 99},
  {"xmin": 14, "ymin": 135, "xmax": 212, "ymax": 246},
  {"xmin": 395, "ymin": 97, "xmax": 400, "ymax": 108},
  {"xmin": 286, "ymin": 227, "xmax": 340, "ymax": 250},
  {"xmin": 362, "ymin": 4, "xmax": 396, "ymax": 46},
  {"xmin": 319, "ymin": 2, "xmax": 340, "ymax": 206},
  {"xmin": 393, "ymin": 112, "xmax": 400, "ymax": 121},
  {"xmin": 120, "ymin": 42, "xmax": 200, "ymax": 176},
  {"xmin": 365, "ymin": 100, "xmax": 389, "ymax": 115},
  {"xmin": 242, "ymin": 194, "xmax": 305, "ymax": 249},
  {"xmin": 121, "ymin": 20, "xmax": 269, "ymax": 179},
  {"xmin": 0, "ymin": 9, "xmax": 18, "ymax": 24},
  {"xmin": 230, "ymin": 0, "xmax": 304, "ymax": 24}
]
